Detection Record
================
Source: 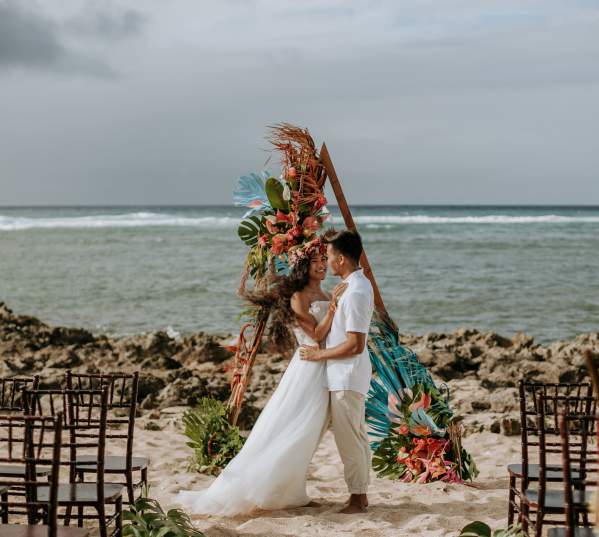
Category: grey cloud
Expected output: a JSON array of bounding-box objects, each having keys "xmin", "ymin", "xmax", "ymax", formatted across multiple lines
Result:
[
  {"xmin": 0, "ymin": 1, "xmax": 62, "ymax": 67},
  {"xmin": 0, "ymin": 1, "xmax": 122, "ymax": 77},
  {"xmin": 64, "ymin": 8, "xmax": 146, "ymax": 39}
]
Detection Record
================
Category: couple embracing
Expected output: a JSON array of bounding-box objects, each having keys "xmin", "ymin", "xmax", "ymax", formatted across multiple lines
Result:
[{"xmin": 176, "ymin": 229, "xmax": 374, "ymax": 516}]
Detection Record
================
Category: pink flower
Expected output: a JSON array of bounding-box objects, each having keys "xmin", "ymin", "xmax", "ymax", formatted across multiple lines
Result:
[
  {"xmin": 265, "ymin": 219, "xmax": 278, "ymax": 235},
  {"xmin": 258, "ymin": 235, "xmax": 268, "ymax": 247},
  {"xmin": 412, "ymin": 392, "xmax": 431, "ymax": 412},
  {"xmin": 399, "ymin": 424, "xmax": 409, "ymax": 435},
  {"xmin": 288, "ymin": 167, "xmax": 297, "ymax": 178}
]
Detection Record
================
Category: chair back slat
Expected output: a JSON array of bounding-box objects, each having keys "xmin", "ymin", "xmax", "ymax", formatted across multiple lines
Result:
[
  {"xmin": 0, "ymin": 376, "xmax": 40, "ymax": 412},
  {"xmin": 518, "ymin": 381, "xmax": 595, "ymax": 489},
  {"xmin": 65, "ymin": 371, "xmax": 139, "ymax": 469},
  {"xmin": 22, "ymin": 387, "xmax": 108, "ymax": 492}
]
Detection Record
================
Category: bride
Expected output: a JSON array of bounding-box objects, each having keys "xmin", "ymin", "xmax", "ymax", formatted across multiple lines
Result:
[{"xmin": 175, "ymin": 240, "xmax": 347, "ymax": 516}]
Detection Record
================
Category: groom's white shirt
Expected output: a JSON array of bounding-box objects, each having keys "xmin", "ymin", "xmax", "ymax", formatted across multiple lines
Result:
[{"xmin": 325, "ymin": 268, "xmax": 374, "ymax": 395}]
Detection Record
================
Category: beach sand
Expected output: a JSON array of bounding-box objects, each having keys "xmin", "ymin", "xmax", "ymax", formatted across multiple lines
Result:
[{"xmin": 125, "ymin": 409, "xmax": 517, "ymax": 537}]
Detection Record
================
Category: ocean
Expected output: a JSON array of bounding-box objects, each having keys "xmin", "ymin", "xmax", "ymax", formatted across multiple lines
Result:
[{"xmin": 1, "ymin": 206, "xmax": 597, "ymax": 343}]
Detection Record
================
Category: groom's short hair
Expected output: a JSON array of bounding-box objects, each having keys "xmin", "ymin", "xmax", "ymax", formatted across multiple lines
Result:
[{"xmin": 324, "ymin": 229, "xmax": 363, "ymax": 264}]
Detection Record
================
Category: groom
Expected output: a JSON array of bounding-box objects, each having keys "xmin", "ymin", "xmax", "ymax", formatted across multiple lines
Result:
[{"xmin": 300, "ymin": 229, "xmax": 374, "ymax": 514}]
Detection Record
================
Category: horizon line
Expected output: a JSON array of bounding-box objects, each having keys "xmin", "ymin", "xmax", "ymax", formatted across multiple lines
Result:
[{"xmin": 1, "ymin": 203, "xmax": 599, "ymax": 209}]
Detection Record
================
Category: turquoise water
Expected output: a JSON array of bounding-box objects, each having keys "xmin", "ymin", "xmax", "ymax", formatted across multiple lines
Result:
[{"xmin": 0, "ymin": 206, "xmax": 597, "ymax": 342}]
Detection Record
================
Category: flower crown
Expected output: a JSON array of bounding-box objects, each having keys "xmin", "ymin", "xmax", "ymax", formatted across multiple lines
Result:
[{"xmin": 287, "ymin": 237, "xmax": 326, "ymax": 268}]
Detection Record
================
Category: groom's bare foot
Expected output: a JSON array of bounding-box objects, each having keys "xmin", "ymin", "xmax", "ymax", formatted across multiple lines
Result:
[{"xmin": 340, "ymin": 494, "xmax": 368, "ymax": 514}]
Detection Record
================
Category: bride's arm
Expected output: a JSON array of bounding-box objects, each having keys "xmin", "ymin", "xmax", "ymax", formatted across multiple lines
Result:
[
  {"xmin": 290, "ymin": 293, "xmax": 320, "ymax": 341},
  {"xmin": 290, "ymin": 284, "xmax": 347, "ymax": 343}
]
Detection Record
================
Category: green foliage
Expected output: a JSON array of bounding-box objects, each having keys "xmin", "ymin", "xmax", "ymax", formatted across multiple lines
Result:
[
  {"xmin": 123, "ymin": 489, "xmax": 205, "ymax": 537},
  {"xmin": 371, "ymin": 435, "xmax": 408, "ymax": 480},
  {"xmin": 265, "ymin": 177, "xmax": 288, "ymax": 210},
  {"xmin": 460, "ymin": 521, "xmax": 524, "ymax": 537},
  {"xmin": 238, "ymin": 215, "xmax": 266, "ymax": 247},
  {"xmin": 183, "ymin": 398, "xmax": 245, "ymax": 475}
]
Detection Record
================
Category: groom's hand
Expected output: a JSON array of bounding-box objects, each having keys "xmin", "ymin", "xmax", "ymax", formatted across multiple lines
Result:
[{"xmin": 300, "ymin": 345, "xmax": 321, "ymax": 361}]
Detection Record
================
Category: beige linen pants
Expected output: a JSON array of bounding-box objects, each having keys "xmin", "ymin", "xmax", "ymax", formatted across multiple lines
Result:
[{"xmin": 320, "ymin": 390, "xmax": 371, "ymax": 495}]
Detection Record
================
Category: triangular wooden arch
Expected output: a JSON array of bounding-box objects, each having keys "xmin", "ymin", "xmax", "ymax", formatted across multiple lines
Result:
[{"xmin": 227, "ymin": 143, "xmax": 396, "ymax": 425}]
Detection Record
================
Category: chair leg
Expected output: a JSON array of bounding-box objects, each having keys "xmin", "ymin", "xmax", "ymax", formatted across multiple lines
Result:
[
  {"xmin": 77, "ymin": 505, "xmax": 84, "ymax": 527},
  {"xmin": 115, "ymin": 496, "xmax": 123, "ymax": 537},
  {"xmin": 96, "ymin": 502, "xmax": 108, "ymax": 537},
  {"xmin": 1, "ymin": 491, "xmax": 8, "ymax": 523},
  {"xmin": 534, "ymin": 509, "xmax": 543, "ymax": 537},
  {"xmin": 508, "ymin": 474, "xmax": 516, "ymax": 526},
  {"xmin": 64, "ymin": 505, "xmax": 72, "ymax": 526},
  {"xmin": 126, "ymin": 471, "xmax": 135, "ymax": 505}
]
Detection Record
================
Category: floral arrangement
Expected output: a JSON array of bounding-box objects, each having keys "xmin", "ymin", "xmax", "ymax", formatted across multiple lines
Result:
[
  {"xmin": 367, "ymin": 316, "xmax": 478, "ymax": 483},
  {"xmin": 234, "ymin": 125, "xmax": 329, "ymax": 282}
]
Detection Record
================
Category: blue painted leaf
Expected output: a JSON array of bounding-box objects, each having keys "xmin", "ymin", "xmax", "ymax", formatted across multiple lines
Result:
[{"xmin": 233, "ymin": 172, "xmax": 270, "ymax": 216}]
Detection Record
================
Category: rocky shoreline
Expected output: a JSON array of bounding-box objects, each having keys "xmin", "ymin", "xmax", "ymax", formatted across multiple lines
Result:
[{"xmin": 1, "ymin": 302, "xmax": 597, "ymax": 433}]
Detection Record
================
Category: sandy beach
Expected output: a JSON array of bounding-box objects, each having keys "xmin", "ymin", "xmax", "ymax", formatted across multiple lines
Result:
[{"xmin": 124, "ymin": 407, "xmax": 515, "ymax": 537}]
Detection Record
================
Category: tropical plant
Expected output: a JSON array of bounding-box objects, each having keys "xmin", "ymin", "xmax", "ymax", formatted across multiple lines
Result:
[
  {"xmin": 123, "ymin": 488, "xmax": 205, "ymax": 537},
  {"xmin": 183, "ymin": 398, "xmax": 245, "ymax": 475},
  {"xmin": 367, "ymin": 314, "xmax": 478, "ymax": 483},
  {"xmin": 460, "ymin": 521, "xmax": 524, "ymax": 537}
]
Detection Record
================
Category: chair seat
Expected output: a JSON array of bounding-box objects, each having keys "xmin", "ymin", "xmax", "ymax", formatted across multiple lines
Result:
[
  {"xmin": 0, "ymin": 464, "xmax": 51, "ymax": 477},
  {"xmin": 0, "ymin": 525, "xmax": 89, "ymax": 537},
  {"xmin": 524, "ymin": 488, "xmax": 588, "ymax": 511},
  {"xmin": 75, "ymin": 455, "xmax": 149, "ymax": 473},
  {"xmin": 508, "ymin": 463, "xmax": 581, "ymax": 482},
  {"xmin": 37, "ymin": 483, "xmax": 125, "ymax": 505},
  {"xmin": 548, "ymin": 527, "xmax": 595, "ymax": 537}
]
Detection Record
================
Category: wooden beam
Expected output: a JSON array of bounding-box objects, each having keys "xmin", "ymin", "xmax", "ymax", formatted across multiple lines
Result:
[{"xmin": 319, "ymin": 142, "xmax": 396, "ymax": 332}]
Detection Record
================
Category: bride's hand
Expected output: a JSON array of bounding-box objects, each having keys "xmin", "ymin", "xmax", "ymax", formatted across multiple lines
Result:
[{"xmin": 329, "ymin": 282, "xmax": 348, "ymax": 312}]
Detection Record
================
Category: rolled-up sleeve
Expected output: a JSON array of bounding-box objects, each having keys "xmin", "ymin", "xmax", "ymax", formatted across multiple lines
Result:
[{"xmin": 343, "ymin": 292, "xmax": 372, "ymax": 334}]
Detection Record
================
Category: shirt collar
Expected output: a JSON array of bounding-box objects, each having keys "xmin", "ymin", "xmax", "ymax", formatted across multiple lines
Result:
[{"xmin": 343, "ymin": 267, "xmax": 363, "ymax": 284}]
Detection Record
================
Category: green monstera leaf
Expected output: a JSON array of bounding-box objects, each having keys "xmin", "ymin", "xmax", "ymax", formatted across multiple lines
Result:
[
  {"xmin": 265, "ymin": 177, "xmax": 288, "ymax": 211},
  {"xmin": 238, "ymin": 215, "xmax": 266, "ymax": 246}
]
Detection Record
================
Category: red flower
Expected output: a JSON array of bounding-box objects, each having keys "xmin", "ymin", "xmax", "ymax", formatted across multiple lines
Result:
[
  {"xmin": 314, "ymin": 195, "xmax": 327, "ymax": 210},
  {"xmin": 258, "ymin": 235, "xmax": 268, "ymax": 247},
  {"xmin": 302, "ymin": 216, "xmax": 320, "ymax": 232},
  {"xmin": 276, "ymin": 210, "xmax": 293, "ymax": 224},
  {"xmin": 271, "ymin": 234, "xmax": 287, "ymax": 255},
  {"xmin": 398, "ymin": 424, "xmax": 409, "ymax": 435}
]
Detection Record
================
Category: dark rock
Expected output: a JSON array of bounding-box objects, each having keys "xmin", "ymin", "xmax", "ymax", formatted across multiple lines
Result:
[
  {"xmin": 49, "ymin": 327, "xmax": 95, "ymax": 346},
  {"xmin": 471, "ymin": 400, "xmax": 491, "ymax": 412},
  {"xmin": 137, "ymin": 375, "xmax": 167, "ymax": 400}
]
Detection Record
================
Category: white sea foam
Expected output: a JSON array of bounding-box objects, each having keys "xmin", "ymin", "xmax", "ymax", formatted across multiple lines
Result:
[
  {"xmin": 1, "ymin": 211, "xmax": 598, "ymax": 231},
  {"xmin": 0, "ymin": 212, "xmax": 238, "ymax": 231},
  {"xmin": 348, "ymin": 214, "xmax": 599, "ymax": 225}
]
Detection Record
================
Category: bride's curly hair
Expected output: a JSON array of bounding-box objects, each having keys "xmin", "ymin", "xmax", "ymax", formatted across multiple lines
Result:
[{"xmin": 240, "ymin": 256, "xmax": 312, "ymax": 353}]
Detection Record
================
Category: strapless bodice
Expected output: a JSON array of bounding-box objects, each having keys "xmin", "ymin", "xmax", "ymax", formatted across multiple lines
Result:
[{"xmin": 292, "ymin": 300, "xmax": 329, "ymax": 346}]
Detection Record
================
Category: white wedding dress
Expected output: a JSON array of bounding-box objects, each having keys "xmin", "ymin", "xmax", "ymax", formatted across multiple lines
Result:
[{"xmin": 175, "ymin": 300, "xmax": 330, "ymax": 516}]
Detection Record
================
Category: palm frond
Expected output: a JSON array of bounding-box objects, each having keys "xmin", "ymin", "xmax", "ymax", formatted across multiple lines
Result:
[{"xmin": 366, "ymin": 313, "xmax": 450, "ymax": 449}]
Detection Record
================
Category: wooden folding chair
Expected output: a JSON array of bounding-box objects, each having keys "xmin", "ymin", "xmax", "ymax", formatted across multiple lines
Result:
[
  {"xmin": 521, "ymin": 392, "xmax": 595, "ymax": 536},
  {"xmin": 24, "ymin": 388, "xmax": 124, "ymax": 537},
  {"xmin": 0, "ymin": 412, "xmax": 89, "ymax": 537},
  {"xmin": 508, "ymin": 381, "xmax": 593, "ymax": 526},
  {"xmin": 547, "ymin": 411, "xmax": 596, "ymax": 537},
  {"xmin": 65, "ymin": 371, "xmax": 148, "ymax": 504}
]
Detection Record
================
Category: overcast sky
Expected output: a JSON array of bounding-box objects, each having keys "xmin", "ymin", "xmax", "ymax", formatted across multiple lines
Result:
[{"xmin": 1, "ymin": 0, "xmax": 598, "ymax": 206}]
